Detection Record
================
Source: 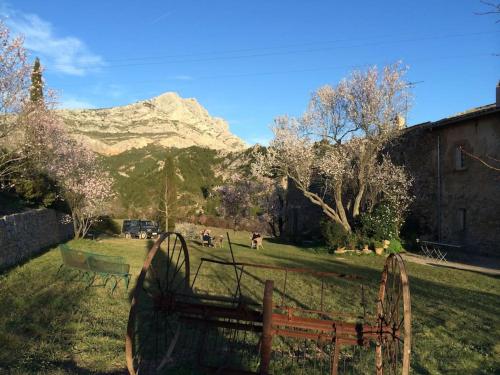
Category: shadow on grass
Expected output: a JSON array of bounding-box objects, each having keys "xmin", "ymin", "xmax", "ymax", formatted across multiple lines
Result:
[
  {"xmin": 0, "ymin": 260, "xmax": 100, "ymax": 374},
  {"xmin": 3, "ymin": 236, "xmax": 496, "ymax": 374},
  {"xmin": 127, "ymin": 239, "xmax": 156, "ymax": 303},
  {"xmin": 0, "ymin": 240, "xmax": 72, "ymax": 276},
  {"xmin": 50, "ymin": 360, "xmax": 127, "ymax": 374},
  {"xmin": 190, "ymin": 241, "xmax": 354, "ymax": 312},
  {"xmin": 265, "ymin": 236, "xmax": 325, "ymax": 249},
  {"xmin": 228, "ymin": 241, "xmax": 253, "ymax": 249},
  {"xmin": 126, "ymin": 235, "xmax": 261, "ymax": 373}
]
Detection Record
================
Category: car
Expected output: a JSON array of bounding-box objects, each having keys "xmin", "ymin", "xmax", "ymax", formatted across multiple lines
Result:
[{"xmin": 122, "ymin": 219, "xmax": 160, "ymax": 239}]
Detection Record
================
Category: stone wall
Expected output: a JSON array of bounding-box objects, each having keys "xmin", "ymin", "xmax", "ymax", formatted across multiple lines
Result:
[
  {"xmin": 0, "ymin": 208, "xmax": 74, "ymax": 270},
  {"xmin": 283, "ymin": 179, "xmax": 324, "ymax": 242},
  {"xmin": 390, "ymin": 126, "xmax": 439, "ymax": 240},
  {"xmin": 433, "ymin": 113, "xmax": 499, "ymax": 255},
  {"xmin": 393, "ymin": 111, "xmax": 500, "ymax": 255}
]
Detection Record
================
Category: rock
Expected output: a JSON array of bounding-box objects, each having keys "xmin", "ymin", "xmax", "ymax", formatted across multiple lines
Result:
[{"xmin": 57, "ymin": 92, "xmax": 247, "ymax": 155}]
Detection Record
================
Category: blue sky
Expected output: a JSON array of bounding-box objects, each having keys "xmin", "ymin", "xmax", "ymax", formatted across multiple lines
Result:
[{"xmin": 2, "ymin": 1, "xmax": 499, "ymax": 145}]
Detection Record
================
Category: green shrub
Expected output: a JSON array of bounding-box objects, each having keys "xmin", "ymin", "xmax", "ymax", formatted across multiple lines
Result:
[
  {"xmin": 359, "ymin": 202, "xmax": 399, "ymax": 240},
  {"xmin": 175, "ymin": 222, "xmax": 201, "ymax": 240},
  {"xmin": 355, "ymin": 233, "xmax": 370, "ymax": 249},
  {"xmin": 321, "ymin": 220, "xmax": 348, "ymax": 249},
  {"xmin": 400, "ymin": 214, "xmax": 419, "ymax": 251},
  {"xmin": 91, "ymin": 216, "xmax": 121, "ymax": 235},
  {"xmin": 346, "ymin": 233, "xmax": 358, "ymax": 249},
  {"xmin": 387, "ymin": 238, "xmax": 404, "ymax": 253},
  {"xmin": 12, "ymin": 170, "xmax": 59, "ymax": 208},
  {"xmin": 371, "ymin": 239, "xmax": 384, "ymax": 249}
]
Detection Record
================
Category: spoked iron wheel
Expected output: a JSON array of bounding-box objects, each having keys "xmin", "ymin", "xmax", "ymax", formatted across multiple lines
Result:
[
  {"xmin": 126, "ymin": 232, "xmax": 191, "ymax": 375},
  {"xmin": 376, "ymin": 254, "xmax": 411, "ymax": 375}
]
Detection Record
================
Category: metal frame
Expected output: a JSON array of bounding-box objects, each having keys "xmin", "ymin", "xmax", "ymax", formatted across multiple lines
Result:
[
  {"xmin": 126, "ymin": 233, "xmax": 412, "ymax": 375},
  {"xmin": 418, "ymin": 239, "xmax": 462, "ymax": 262},
  {"xmin": 58, "ymin": 244, "xmax": 130, "ymax": 294}
]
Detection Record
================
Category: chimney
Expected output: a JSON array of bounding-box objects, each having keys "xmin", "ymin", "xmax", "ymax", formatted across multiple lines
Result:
[
  {"xmin": 396, "ymin": 114, "xmax": 406, "ymax": 129},
  {"xmin": 497, "ymin": 81, "xmax": 500, "ymax": 108}
]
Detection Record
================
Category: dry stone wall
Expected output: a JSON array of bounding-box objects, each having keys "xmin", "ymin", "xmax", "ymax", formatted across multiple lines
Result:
[{"xmin": 0, "ymin": 208, "xmax": 74, "ymax": 270}]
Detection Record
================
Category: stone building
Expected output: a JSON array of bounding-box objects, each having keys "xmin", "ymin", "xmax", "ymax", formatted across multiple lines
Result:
[
  {"xmin": 394, "ymin": 88, "xmax": 500, "ymax": 255},
  {"xmin": 283, "ymin": 85, "xmax": 500, "ymax": 256}
]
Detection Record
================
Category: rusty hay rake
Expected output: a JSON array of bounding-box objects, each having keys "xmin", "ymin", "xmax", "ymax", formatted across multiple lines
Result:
[{"xmin": 126, "ymin": 232, "xmax": 411, "ymax": 374}]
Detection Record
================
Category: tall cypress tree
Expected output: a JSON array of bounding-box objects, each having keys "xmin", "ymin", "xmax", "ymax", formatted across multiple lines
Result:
[
  {"xmin": 30, "ymin": 57, "xmax": 43, "ymax": 103},
  {"xmin": 162, "ymin": 155, "xmax": 177, "ymax": 232}
]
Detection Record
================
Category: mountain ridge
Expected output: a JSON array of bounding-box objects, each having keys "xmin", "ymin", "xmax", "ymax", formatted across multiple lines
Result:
[{"xmin": 58, "ymin": 92, "xmax": 247, "ymax": 155}]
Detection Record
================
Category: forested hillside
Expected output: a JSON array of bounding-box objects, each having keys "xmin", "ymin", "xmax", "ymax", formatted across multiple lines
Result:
[{"xmin": 101, "ymin": 145, "xmax": 257, "ymax": 220}]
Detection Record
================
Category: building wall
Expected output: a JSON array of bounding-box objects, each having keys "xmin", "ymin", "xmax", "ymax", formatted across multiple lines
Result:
[
  {"xmin": 283, "ymin": 180, "xmax": 324, "ymax": 242},
  {"xmin": 391, "ymin": 111, "xmax": 500, "ymax": 255},
  {"xmin": 435, "ymin": 113, "xmax": 500, "ymax": 255},
  {"xmin": 390, "ymin": 126, "xmax": 439, "ymax": 240},
  {"xmin": 0, "ymin": 208, "xmax": 74, "ymax": 270}
]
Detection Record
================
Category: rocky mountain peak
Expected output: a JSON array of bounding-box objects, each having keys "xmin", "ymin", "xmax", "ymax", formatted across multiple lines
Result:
[{"xmin": 57, "ymin": 92, "xmax": 246, "ymax": 155}]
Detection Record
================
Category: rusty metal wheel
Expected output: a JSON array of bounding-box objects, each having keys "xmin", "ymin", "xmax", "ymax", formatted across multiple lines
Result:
[
  {"xmin": 126, "ymin": 232, "xmax": 191, "ymax": 375},
  {"xmin": 376, "ymin": 254, "xmax": 411, "ymax": 375}
]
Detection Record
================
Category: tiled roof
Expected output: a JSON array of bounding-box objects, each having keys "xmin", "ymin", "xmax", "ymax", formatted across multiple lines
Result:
[{"xmin": 408, "ymin": 103, "xmax": 499, "ymax": 131}]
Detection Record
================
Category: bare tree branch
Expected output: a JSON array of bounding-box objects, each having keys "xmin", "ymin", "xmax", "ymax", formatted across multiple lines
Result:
[
  {"xmin": 475, "ymin": 1, "xmax": 500, "ymax": 22},
  {"xmin": 460, "ymin": 146, "xmax": 500, "ymax": 171}
]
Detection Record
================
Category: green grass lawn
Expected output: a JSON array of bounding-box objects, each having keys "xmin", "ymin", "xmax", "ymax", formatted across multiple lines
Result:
[{"xmin": 0, "ymin": 230, "xmax": 499, "ymax": 374}]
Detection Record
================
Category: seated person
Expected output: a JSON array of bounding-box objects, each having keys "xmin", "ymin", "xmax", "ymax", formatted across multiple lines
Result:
[{"xmin": 202, "ymin": 229, "xmax": 213, "ymax": 247}]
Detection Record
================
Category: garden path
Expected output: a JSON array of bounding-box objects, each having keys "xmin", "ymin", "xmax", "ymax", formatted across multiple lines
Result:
[{"xmin": 402, "ymin": 253, "xmax": 500, "ymax": 276}]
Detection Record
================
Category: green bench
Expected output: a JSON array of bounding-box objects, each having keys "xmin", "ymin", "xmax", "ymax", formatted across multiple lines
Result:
[{"xmin": 58, "ymin": 244, "xmax": 130, "ymax": 294}]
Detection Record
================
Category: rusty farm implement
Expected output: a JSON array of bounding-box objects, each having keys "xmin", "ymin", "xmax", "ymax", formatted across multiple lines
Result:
[{"xmin": 126, "ymin": 232, "xmax": 411, "ymax": 374}]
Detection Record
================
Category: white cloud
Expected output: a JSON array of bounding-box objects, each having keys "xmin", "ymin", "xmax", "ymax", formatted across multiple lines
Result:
[
  {"xmin": 3, "ymin": 9, "xmax": 104, "ymax": 76},
  {"xmin": 107, "ymin": 84, "xmax": 125, "ymax": 98},
  {"xmin": 90, "ymin": 83, "xmax": 125, "ymax": 99},
  {"xmin": 150, "ymin": 11, "xmax": 172, "ymax": 25},
  {"xmin": 171, "ymin": 75, "xmax": 194, "ymax": 81},
  {"xmin": 249, "ymin": 136, "xmax": 271, "ymax": 146},
  {"xmin": 59, "ymin": 97, "xmax": 95, "ymax": 109}
]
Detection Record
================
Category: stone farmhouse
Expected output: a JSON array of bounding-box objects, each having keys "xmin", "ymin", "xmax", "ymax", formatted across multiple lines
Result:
[
  {"xmin": 284, "ymin": 84, "xmax": 500, "ymax": 256},
  {"xmin": 393, "ymin": 85, "xmax": 499, "ymax": 256}
]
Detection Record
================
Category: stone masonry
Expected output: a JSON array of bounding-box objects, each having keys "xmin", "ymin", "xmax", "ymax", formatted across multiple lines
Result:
[{"xmin": 0, "ymin": 208, "xmax": 74, "ymax": 270}]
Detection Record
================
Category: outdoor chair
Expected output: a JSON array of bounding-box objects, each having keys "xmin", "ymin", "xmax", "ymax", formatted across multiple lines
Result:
[{"xmin": 417, "ymin": 240, "xmax": 461, "ymax": 262}]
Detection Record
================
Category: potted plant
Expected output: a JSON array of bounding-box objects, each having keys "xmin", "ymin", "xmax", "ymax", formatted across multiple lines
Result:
[
  {"xmin": 334, "ymin": 246, "xmax": 347, "ymax": 254},
  {"xmin": 362, "ymin": 242, "xmax": 372, "ymax": 254},
  {"xmin": 374, "ymin": 240, "xmax": 384, "ymax": 255}
]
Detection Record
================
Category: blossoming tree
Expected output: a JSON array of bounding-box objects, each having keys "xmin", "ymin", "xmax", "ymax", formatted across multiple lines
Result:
[
  {"xmin": 253, "ymin": 63, "xmax": 413, "ymax": 233},
  {"xmin": 22, "ymin": 102, "xmax": 114, "ymax": 238},
  {"xmin": 215, "ymin": 174, "xmax": 255, "ymax": 230},
  {"xmin": 0, "ymin": 21, "xmax": 30, "ymax": 183},
  {"xmin": 1, "ymin": 21, "xmax": 113, "ymax": 237}
]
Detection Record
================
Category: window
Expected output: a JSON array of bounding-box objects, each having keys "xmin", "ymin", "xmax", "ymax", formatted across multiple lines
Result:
[
  {"xmin": 455, "ymin": 146, "xmax": 466, "ymax": 170},
  {"xmin": 458, "ymin": 208, "xmax": 466, "ymax": 231}
]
